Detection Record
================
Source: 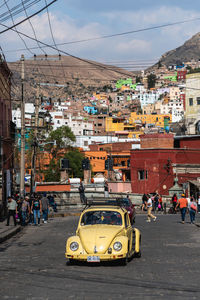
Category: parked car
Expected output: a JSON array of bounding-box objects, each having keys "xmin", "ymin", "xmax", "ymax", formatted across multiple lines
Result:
[
  {"xmin": 65, "ymin": 200, "xmax": 141, "ymax": 265},
  {"xmin": 118, "ymin": 197, "xmax": 136, "ymax": 224}
]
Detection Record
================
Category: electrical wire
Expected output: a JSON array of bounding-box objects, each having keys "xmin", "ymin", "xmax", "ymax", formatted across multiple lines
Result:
[
  {"xmin": 20, "ymin": 0, "xmax": 53, "ymax": 84},
  {"xmin": 0, "ymin": 0, "xmax": 57, "ymax": 35},
  {"xmin": 4, "ymin": 15, "xmax": 200, "ymax": 53},
  {"xmin": 3, "ymin": 0, "xmax": 35, "ymax": 56},
  {"xmin": 0, "ymin": 0, "xmax": 43, "ymax": 23},
  {"xmin": 44, "ymin": 0, "xmax": 66, "ymax": 80}
]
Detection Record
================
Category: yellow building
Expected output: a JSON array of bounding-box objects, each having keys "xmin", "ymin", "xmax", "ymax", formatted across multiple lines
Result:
[
  {"xmin": 185, "ymin": 73, "xmax": 200, "ymax": 134},
  {"xmin": 93, "ymin": 92, "xmax": 107, "ymax": 100},
  {"xmin": 105, "ymin": 117, "xmax": 143, "ymax": 138},
  {"xmin": 129, "ymin": 112, "xmax": 171, "ymax": 128}
]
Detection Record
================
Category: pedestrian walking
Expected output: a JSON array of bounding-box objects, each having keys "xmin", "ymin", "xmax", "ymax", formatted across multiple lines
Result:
[
  {"xmin": 153, "ymin": 193, "xmax": 159, "ymax": 212},
  {"xmin": 188, "ymin": 197, "xmax": 197, "ymax": 224},
  {"xmin": 31, "ymin": 194, "xmax": 42, "ymax": 226},
  {"xmin": 21, "ymin": 196, "xmax": 30, "ymax": 226},
  {"xmin": 41, "ymin": 193, "xmax": 49, "ymax": 224},
  {"xmin": 146, "ymin": 195, "xmax": 157, "ymax": 222},
  {"xmin": 171, "ymin": 193, "xmax": 178, "ymax": 213},
  {"xmin": 158, "ymin": 194, "xmax": 163, "ymax": 211},
  {"xmin": 28, "ymin": 195, "xmax": 34, "ymax": 224},
  {"xmin": 6, "ymin": 196, "xmax": 17, "ymax": 226},
  {"xmin": 198, "ymin": 195, "xmax": 200, "ymax": 213},
  {"xmin": 79, "ymin": 182, "xmax": 86, "ymax": 204},
  {"xmin": 142, "ymin": 193, "xmax": 148, "ymax": 211},
  {"xmin": 175, "ymin": 193, "xmax": 188, "ymax": 224}
]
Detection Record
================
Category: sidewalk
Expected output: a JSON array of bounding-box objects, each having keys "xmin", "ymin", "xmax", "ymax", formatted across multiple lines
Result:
[{"xmin": 0, "ymin": 219, "xmax": 22, "ymax": 243}]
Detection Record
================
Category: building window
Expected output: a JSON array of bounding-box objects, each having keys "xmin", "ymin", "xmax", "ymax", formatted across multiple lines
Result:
[
  {"xmin": 137, "ymin": 170, "xmax": 148, "ymax": 180},
  {"xmin": 197, "ymin": 97, "xmax": 200, "ymax": 105},
  {"xmin": 189, "ymin": 98, "xmax": 193, "ymax": 106},
  {"xmin": 138, "ymin": 170, "xmax": 147, "ymax": 180}
]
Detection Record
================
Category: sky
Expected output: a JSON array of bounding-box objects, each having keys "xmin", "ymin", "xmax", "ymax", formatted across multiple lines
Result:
[{"xmin": 1, "ymin": 0, "xmax": 200, "ymax": 69}]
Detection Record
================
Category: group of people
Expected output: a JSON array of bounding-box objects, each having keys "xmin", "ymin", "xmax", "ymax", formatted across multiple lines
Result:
[
  {"xmin": 172, "ymin": 193, "xmax": 199, "ymax": 224},
  {"xmin": 6, "ymin": 192, "xmax": 53, "ymax": 226},
  {"xmin": 141, "ymin": 192, "xmax": 200, "ymax": 225}
]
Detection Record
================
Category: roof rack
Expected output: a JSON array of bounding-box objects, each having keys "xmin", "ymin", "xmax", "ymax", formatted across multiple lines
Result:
[{"xmin": 85, "ymin": 199, "xmax": 124, "ymax": 208}]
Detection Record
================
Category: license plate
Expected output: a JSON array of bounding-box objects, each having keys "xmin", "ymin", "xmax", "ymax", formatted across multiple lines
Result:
[{"xmin": 87, "ymin": 256, "xmax": 100, "ymax": 262}]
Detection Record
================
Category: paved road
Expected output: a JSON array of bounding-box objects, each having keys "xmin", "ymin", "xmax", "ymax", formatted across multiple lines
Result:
[{"xmin": 0, "ymin": 214, "xmax": 200, "ymax": 300}]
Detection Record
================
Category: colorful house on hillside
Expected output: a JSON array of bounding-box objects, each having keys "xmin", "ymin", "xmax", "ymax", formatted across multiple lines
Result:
[
  {"xmin": 116, "ymin": 78, "xmax": 136, "ymax": 91},
  {"xmin": 84, "ymin": 106, "xmax": 98, "ymax": 115},
  {"xmin": 129, "ymin": 112, "xmax": 171, "ymax": 129}
]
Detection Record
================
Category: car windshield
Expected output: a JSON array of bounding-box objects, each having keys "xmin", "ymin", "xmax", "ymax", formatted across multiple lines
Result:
[{"xmin": 81, "ymin": 210, "xmax": 122, "ymax": 226}]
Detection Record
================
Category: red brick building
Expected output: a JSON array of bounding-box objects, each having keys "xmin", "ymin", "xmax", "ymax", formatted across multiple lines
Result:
[
  {"xmin": 0, "ymin": 54, "xmax": 14, "ymax": 217},
  {"xmin": 130, "ymin": 134, "xmax": 200, "ymax": 196},
  {"xmin": 177, "ymin": 70, "xmax": 187, "ymax": 81}
]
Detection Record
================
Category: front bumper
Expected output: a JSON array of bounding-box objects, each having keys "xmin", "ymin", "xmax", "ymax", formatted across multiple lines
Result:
[{"xmin": 65, "ymin": 252, "xmax": 127, "ymax": 261}]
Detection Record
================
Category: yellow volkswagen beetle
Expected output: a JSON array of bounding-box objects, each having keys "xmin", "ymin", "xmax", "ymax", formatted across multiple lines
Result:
[{"xmin": 65, "ymin": 201, "xmax": 141, "ymax": 264}]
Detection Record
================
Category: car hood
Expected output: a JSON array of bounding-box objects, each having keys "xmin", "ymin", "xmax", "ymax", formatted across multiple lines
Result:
[{"xmin": 78, "ymin": 225, "xmax": 123, "ymax": 254}]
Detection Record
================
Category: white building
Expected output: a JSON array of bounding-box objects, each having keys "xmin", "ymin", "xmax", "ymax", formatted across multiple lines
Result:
[
  {"xmin": 160, "ymin": 99, "xmax": 184, "ymax": 122},
  {"xmin": 50, "ymin": 112, "xmax": 94, "ymax": 136},
  {"xmin": 132, "ymin": 91, "xmax": 160, "ymax": 108},
  {"xmin": 12, "ymin": 103, "xmax": 35, "ymax": 128},
  {"xmin": 73, "ymin": 135, "xmax": 140, "ymax": 150}
]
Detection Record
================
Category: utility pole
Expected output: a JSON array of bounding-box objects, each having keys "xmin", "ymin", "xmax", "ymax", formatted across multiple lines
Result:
[
  {"xmin": 30, "ymin": 84, "xmax": 40, "ymax": 194},
  {"xmin": 20, "ymin": 55, "xmax": 25, "ymax": 197}
]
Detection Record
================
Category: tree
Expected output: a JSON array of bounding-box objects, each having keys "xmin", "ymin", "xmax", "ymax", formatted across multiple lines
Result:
[
  {"xmin": 45, "ymin": 126, "xmax": 76, "ymax": 159},
  {"xmin": 147, "ymin": 74, "xmax": 156, "ymax": 89},
  {"xmin": 64, "ymin": 149, "xmax": 85, "ymax": 178},
  {"xmin": 136, "ymin": 76, "xmax": 142, "ymax": 83},
  {"xmin": 43, "ymin": 158, "xmax": 60, "ymax": 182}
]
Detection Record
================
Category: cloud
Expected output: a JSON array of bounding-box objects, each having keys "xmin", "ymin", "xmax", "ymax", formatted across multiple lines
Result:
[
  {"xmin": 116, "ymin": 39, "xmax": 151, "ymax": 54},
  {"xmin": 2, "ymin": 5, "xmax": 200, "ymax": 64}
]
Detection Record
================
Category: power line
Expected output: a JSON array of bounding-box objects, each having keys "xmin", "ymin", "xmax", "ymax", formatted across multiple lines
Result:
[
  {"xmin": 3, "ymin": 15, "xmax": 200, "ymax": 53},
  {"xmin": 0, "ymin": 0, "xmax": 43, "ymax": 23},
  {"xmin": 0, "ymin": 0, "xmax": 57, "ymax": 35},
  {"xmin": 3, "ymin": 0, "xmax": 35, "ymax": 56}
]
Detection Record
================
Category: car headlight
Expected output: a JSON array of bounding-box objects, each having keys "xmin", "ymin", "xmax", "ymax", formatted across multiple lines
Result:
[
  {"xmin": 70, "ymin": 242, "xmax": 79, "ymax": 251},
  {"xmin": 113, "ymin": 242, "xmax": 122, "ymax": 251}
]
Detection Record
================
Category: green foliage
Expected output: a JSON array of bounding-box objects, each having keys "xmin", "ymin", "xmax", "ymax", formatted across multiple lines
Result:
[
  {"xmin": 64, "ymin": 149, "xmax": 84, "ymax": 178},
  {"xmin": 108, "ymin": 95, "xmax": 113, "ymax": 103},
  {"xmin": 45, "ymin": 126, "xmax": 76, "ymax": 157},
  {"xmin": 136, "ymin": 76, "xmax": 142, "ymax": 83},
  {"xmin": 147, "ymin": 74, "xmax": 157, "ymax": 89},
  {"xmin": 188, "ymin": 67, "xmax": 200, "ymax": 74},
  {"xmin": 43, "ymin": 159, "xmax": 60, "ymax": 182}
]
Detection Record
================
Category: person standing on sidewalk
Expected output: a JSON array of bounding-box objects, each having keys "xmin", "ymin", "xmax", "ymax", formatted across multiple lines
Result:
[
  {"xmin": 175, "ymin": 194, "xmax": 188, "ymax": 224},
  {"xmin": 188, "ymin": 197, "xmax": 197, "ymax": 224},
  {"xmin": 6, "ymin": 196, "xmax": 17, "ymax": 226},
  {"xmin": 146, "ymin": 195, "xmax": 157, "ymax": 222},
  {"xmin": 21, "ymin": 196, "xmax": 30, "ymax": 226},
  {"xmin": 41, "ymin": 193, "xmax": 49, "ymax": 224},
  {"xmin": 79, "ymin": 181, "xmax": 86, "ymax": 204},
  {"xmin": 31, "ymin": 194, "xmax": 42, "ymax": 226}
]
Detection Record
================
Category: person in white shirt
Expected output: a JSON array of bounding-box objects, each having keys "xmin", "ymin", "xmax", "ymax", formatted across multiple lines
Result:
[{"xmin": 146, "ymin": 195, "xmax": 157, "ymax": 222}]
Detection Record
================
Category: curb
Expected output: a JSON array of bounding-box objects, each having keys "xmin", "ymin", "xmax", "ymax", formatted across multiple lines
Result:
[
  {"xmin": 49, "ymin": 212, "xmax": 81, "ymax": 218},
  {"xmin": 0, "ymin": 225, "xmax": 22, "ymax": 244}
]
